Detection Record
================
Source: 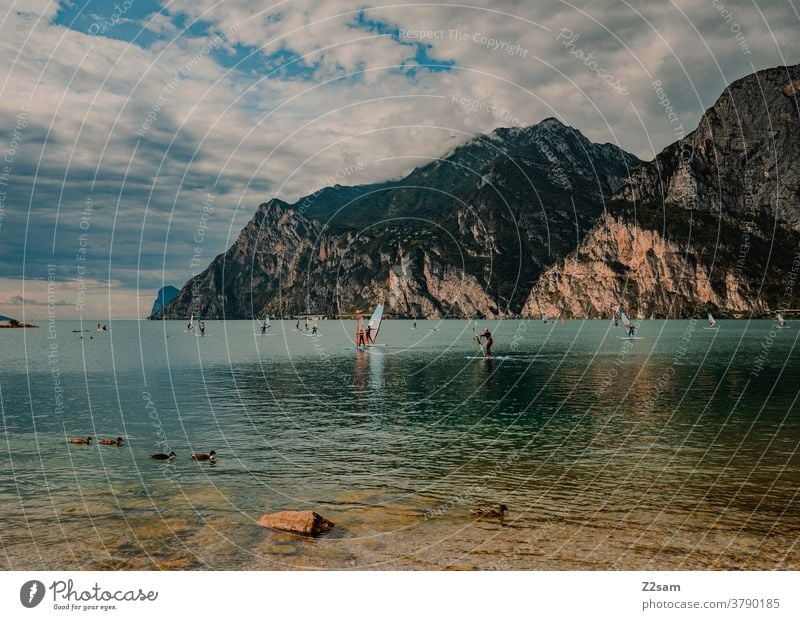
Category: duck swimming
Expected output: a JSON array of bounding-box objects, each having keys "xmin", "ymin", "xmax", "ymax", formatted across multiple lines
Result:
[
  {"xmin": 151, "ymin": 451, "xmax": 176, "ymax": 460},
  {"xmin": 69, "ymin": 436, "xmax": 92, "ymax": 445},
  {"xmin": 191, "ymin": 450, "xmax": 216, "ymax": 461},
  {"xmin": 99, "ymin": 437, "xmax": 124, "ymax": 446},
  {"xmin": 470, "ymin": 504, "xmax": 509, "ymax": 518}
]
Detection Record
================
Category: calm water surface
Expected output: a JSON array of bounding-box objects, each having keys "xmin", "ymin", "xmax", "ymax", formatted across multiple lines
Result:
[{"xmin": 1, "ymin": 319, "xmax": 798, "ymax": 569}]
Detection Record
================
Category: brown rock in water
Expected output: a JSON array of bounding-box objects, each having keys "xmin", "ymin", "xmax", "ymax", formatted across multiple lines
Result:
[{"xmin": 258, "ymin": 511, "xmax": 334, "ymax": 536}]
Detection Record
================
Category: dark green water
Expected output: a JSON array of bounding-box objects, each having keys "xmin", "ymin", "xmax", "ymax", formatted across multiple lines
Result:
[{"xmin": 1, "ymin": 319, "xmax": 798, "ymax": 569}]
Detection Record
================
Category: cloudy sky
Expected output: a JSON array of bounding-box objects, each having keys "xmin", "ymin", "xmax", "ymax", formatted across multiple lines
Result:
[{"xmin": 0, "ymin": 0, "xmax": 797, "ymax": 319}]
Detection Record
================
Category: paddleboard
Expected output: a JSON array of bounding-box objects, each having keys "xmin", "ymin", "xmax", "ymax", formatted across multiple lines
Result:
[
  {"xmin": 466, "ymin": 355, "xmax": 509, "ymax": 360},
  {"xmin": 617, "ymin": 336, "xmax": 643, "ymax": 340},
  {"xmin": 703, "ymin": 327, "xmax": 718, "ymax": 330}
]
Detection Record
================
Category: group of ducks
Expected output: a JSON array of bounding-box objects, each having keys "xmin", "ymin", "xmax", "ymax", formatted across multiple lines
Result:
[
  {"xmin": 71, "ymin": 435, "xmax": 504, "ymax": 516},
  {"xmin": 151, "ymin": 450, "xmax": 217, "ymax": 462},
  {"xmin": 69, "ymin": 436, "xmax": 122, "ymax": 446},
  {"xmin": 68, "ymin": 436, "xmax": 217, "ymax": 462}
]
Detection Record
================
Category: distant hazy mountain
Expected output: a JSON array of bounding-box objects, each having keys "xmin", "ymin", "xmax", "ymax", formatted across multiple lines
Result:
[{"xmin": 149, "ymin": 286, "xmax": 180, "ymax": 318}]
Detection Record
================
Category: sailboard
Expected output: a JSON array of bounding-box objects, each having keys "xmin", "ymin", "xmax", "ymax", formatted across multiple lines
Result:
[
  {"xmin": 619, "ymin": 308, "xmax": 640, "ymax": 339},
  {"xmin": 366, "ymin": 303, "xmax": 384, "ymax": 346}
]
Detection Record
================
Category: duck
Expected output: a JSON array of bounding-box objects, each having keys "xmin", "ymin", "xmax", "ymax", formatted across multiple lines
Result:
[
  {"xmin": 69, "ymin": 436, "xmax": 92, "ymax": 445},
  {"xmin": 99, "ymin": 437, "xmax": 124, "ymax": 446},
  {"xmin": 191, "ymin": 450, "xmax": 216, "ymax": 461},
  {"xmin": 470, "ymin": 504, "xmax": 509, "ymax": 518},
  {"xmin": 151, "ymin": 451, "xmax": 176, "ymax": 460}
]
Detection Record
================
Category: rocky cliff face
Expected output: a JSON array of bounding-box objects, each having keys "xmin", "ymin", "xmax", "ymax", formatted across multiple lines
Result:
[
  {"xmin": 527, "ymin": 64, "xmax": 800, "ymax": 318},
  {"xmin": 162, "ymin": 64, "xmax": 800, "ymax": 320},
  {"xmin": 523, "ymin": 215, "xmax": 769, "ymax": 319},
  {"xmin": 160, "ymin": 118, "xmax": 638, "ymax": 319},
  {"xmin": 619, "ymin": 65, "xmax": 800, "ymax": 229}
]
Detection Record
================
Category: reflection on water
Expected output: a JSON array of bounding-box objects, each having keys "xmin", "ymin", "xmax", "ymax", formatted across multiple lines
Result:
[{"xmin": 0, "ymin": 319, "xmax": 798, "ymax": 569}]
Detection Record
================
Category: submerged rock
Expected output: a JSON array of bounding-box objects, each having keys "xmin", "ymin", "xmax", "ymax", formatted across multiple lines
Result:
[{"xmin": 258, "ymin": 511, "xmax": 334, "ymax": 536}]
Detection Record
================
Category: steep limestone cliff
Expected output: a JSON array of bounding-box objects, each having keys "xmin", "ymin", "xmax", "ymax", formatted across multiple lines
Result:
[
  {"xmin": 525, "ymin": 63, "xmax": 800, "ymax": 318},
  {"xmin": 524, "ymin": 215, "xmax": 771, "ymax": 318}
]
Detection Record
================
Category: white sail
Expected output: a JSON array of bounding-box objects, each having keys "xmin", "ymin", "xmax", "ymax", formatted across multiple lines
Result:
[
  {"xmin": 619, "ymin": 309, "xmax": 633, "ymax": 329},
  {"xmin": 541, "ymin": 314, "xmax": 548, "ymax": 323},
  {"xmin": 708, "ymin": 312, "xmax": 716, "ymax": 328},
  {"xmin": 188, "ymin": 313, "xmax": 194, "ymax": 330},
  {"xmin": 777, "ymin": 313, "xmax": 786, "ymax": 327},
  {"xmin": 368, "ymin": 303, "xmax": 384, "ymax": 343}
]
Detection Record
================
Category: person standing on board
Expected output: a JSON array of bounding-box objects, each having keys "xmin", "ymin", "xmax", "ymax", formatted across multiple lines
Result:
[
  {"xmin": 199, "ymin": 321, "xmax": 205, "ymax": 336},
  {"xmin": 312, "ymin": 321, "xmax": 318, "ymax": 335},
  {"xmin": 355, "ymin": 314, "xmax": 366, "ymax": 348},
  {"xmin": 478, "ymin": 327, "xmax": 493, "ymax": 358},
  {"xmin": 627, "ymin": 322, "xmax": 635, "ymax": 338},
  {"xmin": 260, "ymin": 320, "xmax": 267, "ymax": 335}
]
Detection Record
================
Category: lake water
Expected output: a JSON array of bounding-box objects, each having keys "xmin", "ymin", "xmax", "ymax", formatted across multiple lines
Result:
[{"xmin": 1, "ymin": 319, "xmax": 798, "ymax": 570}]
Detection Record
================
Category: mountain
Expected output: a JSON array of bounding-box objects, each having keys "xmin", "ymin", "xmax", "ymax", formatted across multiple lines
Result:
[
  {"xmin": 159, "ymin": 118, "xmax": 639, "ymax": 319},
  {"xmin": 161, "ymin": 63, "xmax": 800, "ymax": 320},
  {"xmin": 148, "ymin": 286, "xmax": 180, "ymax": 318},
  {"xmin": 526, "ymin": 63, "xmax": 800, "ymax": 318}
]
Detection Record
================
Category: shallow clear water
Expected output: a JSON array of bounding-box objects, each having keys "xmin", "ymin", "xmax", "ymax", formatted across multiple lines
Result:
[{"xmin": 1, "ymin": 319, "xmax": 798, "ymax": 569}]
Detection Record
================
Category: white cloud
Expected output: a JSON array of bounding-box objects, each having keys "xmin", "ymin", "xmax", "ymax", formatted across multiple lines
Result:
[{"xmin": 0, "ymin": 0, "xmax": 797, "ymax": 317}]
